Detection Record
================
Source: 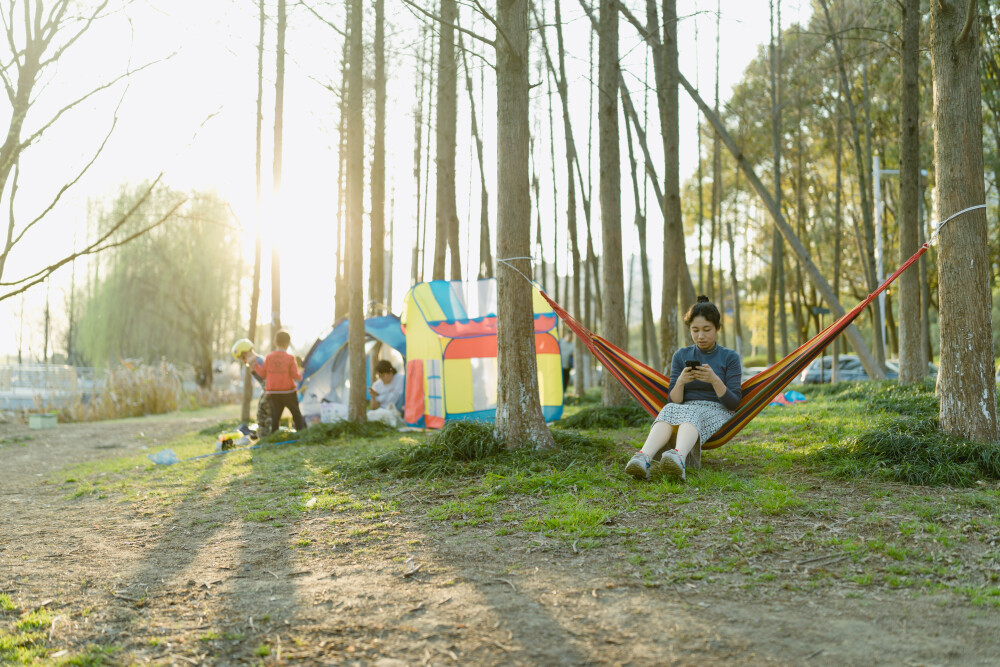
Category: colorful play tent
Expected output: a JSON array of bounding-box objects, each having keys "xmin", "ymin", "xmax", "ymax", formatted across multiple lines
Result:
[
  {"xmin": 401, "ymin": 279, "xmax": 564, "ymax": 428},
  {"xmin": 298, "ymin": 315, "xmax": 407, "ymax": 410}
]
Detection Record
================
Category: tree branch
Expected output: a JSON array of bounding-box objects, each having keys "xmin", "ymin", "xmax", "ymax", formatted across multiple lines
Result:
[
  {"xmin": 0, "ymin": 194, "xmax": 187, "ymax": 302},
  {"xmin": 4, "ymin": 83, "xmax": 125, "ymax": 257},
  {"xmin": 399, "ymin": 0, "xmax": 495, "ymax": 48},
  {"xmin": 956, "ymin": 0, "xmax": 977, "ymax": 45},
  {"xmin": 297, "ymin": 0, "xmax": 345, "ymax": 37},
  {"xmin": 16, "ymin": 56, "xmax": 168, "ymax": 156},
  {"xmin": 469, "ymin": 0, "xmax": 514, "ymax": 54}
]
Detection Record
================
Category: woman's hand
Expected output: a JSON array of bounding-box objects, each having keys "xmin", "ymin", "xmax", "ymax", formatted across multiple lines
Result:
[
  {"xmin": 690, "ymin": 364, "xmax": 718, "ymax": 383},
  {"xmin": 691, "ymin": 364, "xmax": 725, "ymax": 391},
  {"xmin": 680, "ymin": 365, "xmax": 699, "ymax": 384}
]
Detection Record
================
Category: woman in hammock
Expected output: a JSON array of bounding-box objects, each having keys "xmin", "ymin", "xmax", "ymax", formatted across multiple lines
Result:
[{"xmin": 625, "ymin": 296, "xmax": 742, "ymax": 482}]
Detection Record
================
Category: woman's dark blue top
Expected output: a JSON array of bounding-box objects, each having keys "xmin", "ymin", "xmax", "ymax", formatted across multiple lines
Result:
[{"xmin": 667, "ymin": 344, "xmax": 742, "ymax": 411}]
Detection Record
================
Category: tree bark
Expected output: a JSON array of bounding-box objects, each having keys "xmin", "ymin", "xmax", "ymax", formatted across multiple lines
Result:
[
  {"xmin": 659, "ymin": 0, "xmax": 682, "ymax": 366},
  {"xmin": 271, "ymin": 0, "xmax": 286, "ymax": 335},
  {"xmin": 898, "ymin": 0, "xmax": 923, "ymax": 383},
  {"xmin": 819, "ymin": 0, "xmax": 886, "ymax": 376},
  {"xmin": 458, "ymin": 30, "xmax": 492, "ymax": 279},
  {"xmin": 412, "ymin": 25, "xmax": 427, "ymax": 286},
  {"xmin": 548, "ymin": 0, "xmax": 586, "ymax": 394},
  {"xmin": 369, "ymin": 0, "xmax": 386, "ymax": 311},
  {"xmin": 346, "ymin": 0, "xmax": 366, "ymax": 423},
  {"xmin": 433, "ymin": 0, "xmax": 460, "ymax": 281},
  {"xmin": 930, "ymin": 0, "xmax": 998, "ymax": 441},
  {"xmin": 495, "ymin": 0, "xmax": 554, "ymax": 449},
  {"xmin": 598, "ymin": 0, "xmax": 628, "ymax": 406},
  {"xmin": 242, "ymin": 0, "xmax": 267, "ymax": 423}
]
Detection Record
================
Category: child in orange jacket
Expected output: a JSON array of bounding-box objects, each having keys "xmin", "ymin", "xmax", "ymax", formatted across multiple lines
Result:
[{"xmin": 253, "ymin": 329, "xmax": 305, "ymax": 435}]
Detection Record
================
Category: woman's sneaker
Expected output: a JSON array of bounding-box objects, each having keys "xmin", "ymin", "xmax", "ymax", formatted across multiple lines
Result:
[
  {"xmin": 625, "ymin": 451, "xmax": 656, "ymax": 480},
  {"xmin": 660, "ymin": 449, "xmax": 686, "ymax": 482}
]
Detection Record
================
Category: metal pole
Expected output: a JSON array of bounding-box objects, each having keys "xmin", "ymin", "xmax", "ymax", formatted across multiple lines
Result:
[{"xmin": 873, "ymin": 155, "xmax": 886, "ymax": 353}]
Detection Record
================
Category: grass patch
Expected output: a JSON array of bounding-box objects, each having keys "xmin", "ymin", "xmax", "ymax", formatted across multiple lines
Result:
[
  {"xmin": 554, "ymin": 403, "xmax": 650, "ymax": 429},
  {"xmin": 816, "ymin": 413, "xmax": 1000, "ymax": 487}
]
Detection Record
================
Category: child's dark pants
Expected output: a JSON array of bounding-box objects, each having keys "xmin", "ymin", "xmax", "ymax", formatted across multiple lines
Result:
[{"xmin": 266, "ymin": 393, "xmax": 305, "ymax": 433}]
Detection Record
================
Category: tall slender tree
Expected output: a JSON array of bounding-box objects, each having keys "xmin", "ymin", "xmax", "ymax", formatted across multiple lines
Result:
[
  {"xmin": 495, "ymin": 0, "xmax": 555, "ymax": 449},
  {"xmin": 271, "ymin": 0, "xmax": 286, "ymax": 335},
  {"xmin": 897, "ymin": 0, "xmax": 923, "ymax": 383},
  {"xmin": 346, "ymin": 0, "xmax": 366, "ymax": 423},
  {"xmin": 931, "ymin": 0, "xmax": 998, "ymax": 441},
  {"xmin": 369, "ymin": 0, "xmax": 386, "ymax": 312},
  {"xmin": 242, "ymin": 0, "xmax": 267, "ymax": 423},
  {"xmin": 433, "ymin": 0, "xmax": 460, "ymax": 281},
  {"xmin": 598, "ymin": 0, "xmax": 628, "ymax": 406}
]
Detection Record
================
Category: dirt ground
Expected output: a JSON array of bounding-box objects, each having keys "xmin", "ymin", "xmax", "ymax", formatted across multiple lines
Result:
[{"xmin": 3, "ymin": 413, "xmax": 1000, "ymax": 666}]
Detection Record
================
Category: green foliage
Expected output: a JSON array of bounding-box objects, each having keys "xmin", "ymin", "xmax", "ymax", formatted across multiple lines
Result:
[
  {"xmin": 810, "ymin": 382, "xmax": 1000, "ymax": 486},
  {"xmin": 555, "ymin": 403, "xmax": 650, "ymax": 429},
  {"xmin": 75, "ymin": 184, "xmax": 245, "ymax": 387}
]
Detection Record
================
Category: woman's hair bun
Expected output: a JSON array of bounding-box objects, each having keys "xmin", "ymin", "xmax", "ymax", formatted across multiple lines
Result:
[{"xmin": 696, "ymin": 295, "xmax": 710, "ymax": 303}]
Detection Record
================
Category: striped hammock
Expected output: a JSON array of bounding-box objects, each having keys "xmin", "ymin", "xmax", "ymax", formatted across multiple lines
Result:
[{"xmin": 541, "ymin": 243, "xmax": 929, "ymax": 450}]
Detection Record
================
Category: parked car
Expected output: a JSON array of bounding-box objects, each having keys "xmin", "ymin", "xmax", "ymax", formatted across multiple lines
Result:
[{"xmin": 798, "ymin": 354, "xmax": 899, "ymax": 384}]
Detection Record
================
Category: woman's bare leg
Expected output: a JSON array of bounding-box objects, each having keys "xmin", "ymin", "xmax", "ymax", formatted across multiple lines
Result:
[
  {"xmin": 639, "ymin": 421, "xmax": 675, "ymax": 458},
  {"xmin": 674, "ymin": 423, "xmax": 700, "ymax": 458}
]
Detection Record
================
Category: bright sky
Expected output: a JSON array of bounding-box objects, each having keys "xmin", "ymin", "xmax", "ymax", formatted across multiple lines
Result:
[{"xmin": 0, "ymin": 0, "xmax": 810, "ymax": 362}]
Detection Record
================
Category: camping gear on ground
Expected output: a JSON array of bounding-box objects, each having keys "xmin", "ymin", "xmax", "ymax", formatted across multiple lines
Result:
[
  {"xmin": 542, "ymin": 242, "xmax": 929, "ymax": 450},
  {"xmin": 768, "ymin": 390, "xmax": 807, "ymax": 407},
  {"xmin": 401, "ymin": 278, "xmax": 564, "ymax": 428},
  {"xmin": 298, "ymin": 315, "xmax": 407, "ymax": 421}
]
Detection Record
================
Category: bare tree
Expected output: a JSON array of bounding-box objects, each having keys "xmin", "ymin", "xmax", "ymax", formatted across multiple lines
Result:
[
  {"xmin": 931, "ymin": 0, "xmax": 998, "ymax": 441},
  {"xmin": 494, "ymin": 0, "xmax": 555, "ymax": 449},
  {"xmin": 346, "ymin": 0, "xmax": 366, "ymax": 423},
  {"xmin": 897, "ymin": 0, "xmax": 923, "ymax": 383},
  {"xmin": 597, "ymin": 0, "xmax": 628, "ymax": 406},
  {"xmin": 242, "ymin": 0, "xmax": 267, "ymax": 423},
  {"xmin": 433, "ymin": 0, "xmax": 460, "ymax": 281},
  {"xmin": 0, "ymin": 1, "xmax": 177, "ymax": 302},
  {"xmin": 369, "ymin": 0, "xmax": 386, "ymax": 312},
  {"xmin": 818, "ymin": 0, "xmax": 886, "ymax": 375},
  {"xmin": 457, "ymin": 29, "xmax": 493, "ymax": 279},
  {"xmin": 271, "ymin": 0, "xmax": 286, "ymax": 334}
]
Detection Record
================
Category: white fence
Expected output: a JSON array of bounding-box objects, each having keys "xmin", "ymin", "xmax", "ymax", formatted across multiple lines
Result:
[{"xmin": 0, "ymin": 364, "xmax": 101, "ymax": 411}]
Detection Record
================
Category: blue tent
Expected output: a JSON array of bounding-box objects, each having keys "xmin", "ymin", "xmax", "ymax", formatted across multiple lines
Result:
[{"xmin": 298, "ymin": 315, "xmax": 406, "ymax": 408}]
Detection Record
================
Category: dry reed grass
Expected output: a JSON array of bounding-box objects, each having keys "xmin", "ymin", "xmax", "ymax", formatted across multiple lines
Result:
[{"xmin": 59, "ymin": 359, "xmax": 186, "ymax": 422}]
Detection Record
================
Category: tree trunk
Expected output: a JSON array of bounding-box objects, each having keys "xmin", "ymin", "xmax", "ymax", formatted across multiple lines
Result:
[
  {"xmin": 547, "ymin": 0, "xmax": 586, "ymax": 394},
  {"xmin": 597, "ymin": 0, "xmax": 628, "ymax": 406},
  {"xmin": 832, "ymin": 79, "xmax": 843, "ymax": 383},
  {"xmin": 728, "ymin": 164, "xmax": 744, "ymax": 357},
  {"xmin": 819, "ymin": 0, "xmax": 886, "ymax": 376},
  {"xmin": 708, "ymin": 0, "xmax": 721, "ymax": 304},
  {"xmin": 335, "ymin": 11, "xmax": 350, "ymax": 320},
  {"xmin": 898, "ymin": 0, "xmax": 923, "ymax": 383},
  {"xmin": 494, "ymin": 0, "xmax": 554, "ymax": 450},
  {"xmin": 346, "ymin": 0, "xmax": 366, "ymax": 423},
  {"xmin": 659, "ymin": 0, "xmax": 682, "ymax": 367},
  {"xmin": 242, "ymin": 0, "xmax": 267, "ymax": 423},
  {"xmin": 458, "ymin": 30, "xmax": 492, "ymax": 279},
  {"xmin": 271, "ymin": 0, "xmax": 286, "ymax": 335},
  {"xmin": 433, "ymin": 0, "xmax": 459, "ymax": 281},
  {"xmin": 931, "ymin": 0, "xmax": 998, "ymax": 441},
  {"xmin": 767, "ymin": 0, "xmax": 782, "ymax": 364},
  {"xmin": 369, "ymin": 0, "xmax": 386, "ymax": 312},
  {"xmin": 412, "ymin": 26, "xmax": 426, "ymax": 286},
  {"xmin": 622, "ymin": 94, "xmax": 660, "ymax": 370}
]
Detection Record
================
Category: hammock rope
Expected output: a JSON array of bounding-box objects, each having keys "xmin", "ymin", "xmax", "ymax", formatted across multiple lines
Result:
[{"xmin": 539, "ymin": 241, "xmax": 931, "ymax": 450}]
